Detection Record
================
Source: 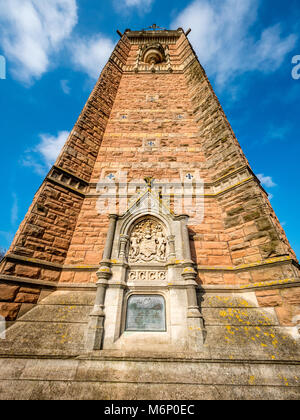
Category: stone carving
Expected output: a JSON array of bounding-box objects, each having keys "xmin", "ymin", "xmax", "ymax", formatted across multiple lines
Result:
[
  {"xmin": 128, "ymin": 270, "xmax": 166, "ymax": 282},
  {"xmin": 128, "ymin": 218, "xmax": 167, "ymax": 263}
]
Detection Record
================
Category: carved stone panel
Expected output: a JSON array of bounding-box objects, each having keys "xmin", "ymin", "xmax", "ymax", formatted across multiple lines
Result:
[
  {"xmin": 128, "ymin": 270, "xmax": 166, "ymax": 282},
  {"xmin": 128, "ymin": 218, "xmax": 167, "ymax": 263}
]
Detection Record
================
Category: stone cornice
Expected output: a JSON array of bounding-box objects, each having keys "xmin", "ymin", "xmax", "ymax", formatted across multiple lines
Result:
[
  {"xmin": 125, "ymin": 30, "xmax": 182, "ymax": 45},
  {"xmin": 1, "ymin": 274, "xmax": 299, "ymax": 294},
  {"xmin": 46, "ymin": 165, "xmax": 89, "ymax": 197},
  {"xmin": 4, "ymin": 253, "xmax": 297, "ymax": 272}
]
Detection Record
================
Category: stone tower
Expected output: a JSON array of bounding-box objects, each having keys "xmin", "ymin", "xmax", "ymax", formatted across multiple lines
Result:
[{"xmin": 0, "ymin": 27, "xmax": 299, "ymax": 400}]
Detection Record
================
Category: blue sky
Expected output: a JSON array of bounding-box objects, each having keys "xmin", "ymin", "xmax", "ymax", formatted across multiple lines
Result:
[{"xmin": 0, "ymin": 0, "xmax": 299, "ymax": 258}]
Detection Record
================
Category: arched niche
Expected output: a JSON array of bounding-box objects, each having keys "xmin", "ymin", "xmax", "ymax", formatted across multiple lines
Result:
[{"xmin": 141, "ymin": 43, "xmax": 166, "ymax": 65}]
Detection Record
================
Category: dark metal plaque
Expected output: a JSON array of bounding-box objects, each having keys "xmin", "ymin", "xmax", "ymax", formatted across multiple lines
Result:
[{"xmin": 125, "ymin": 295, "xmax": 166, "ymax": 332}]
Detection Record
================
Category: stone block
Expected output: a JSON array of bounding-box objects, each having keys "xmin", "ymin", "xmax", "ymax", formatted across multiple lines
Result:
[
  {"xmin": 281, "ymin": 288, "xmax": 300, "ymax": 305},
  {"xmin": 41, "ymin": 269, "xmax": 61, "ymax": 282},
  {"xmin": 0, "ymin": 284, "xmax": 19, "ymax": 301},
  {"xmin": 14, "ymin": 265, "xmax": 41, "ymax": 279},
  {"xmin": 19, "ymin": 287, "xmax": 40, "ymax": 295},
  {"xmin": 15, "ymin": 293, "xmax": 39, "ymax": 304},
  {"xmin": 0, "ymin": 302, "xmax": 21, "ymax": 320},
  {"xmin": 256, "ymin": 290, "xmax": 282, "ymax": 307},
  {"xmin": 275, "ymin": 306, "xmax": 297, "ymax": 326}
]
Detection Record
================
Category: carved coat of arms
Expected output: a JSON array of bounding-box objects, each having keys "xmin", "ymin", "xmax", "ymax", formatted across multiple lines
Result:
[{"xmin": 128, "ymin": 218, "xmax": 167, "ymax": 263}]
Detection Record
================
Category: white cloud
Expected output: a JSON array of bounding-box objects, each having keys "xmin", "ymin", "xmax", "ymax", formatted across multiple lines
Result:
[
  {"xmin": 172, "ymin": 0, "xmax": 297, "ymax": 87},
  {"xmin": 124, "ymin": 0, "xmax": 153, "ymax": 6},
  {"xmin": 257, "ymin": 174, "xmax": 277, "ymax": 188},
  {"xmin": 0, "ymin": 0, "xmax": 78, "ymax": 83},
  {"xmin": 11, "ymin": 193, "xmax": 18, "ymax": 225},
  {"xmin": 22, "ymin": 131, "xmax": 69, "ymax": 175},
  {"xmin": 70, "ymin": 35, "xmax": 114, "ymax": 80},
  {"xmin": 266, "ymin": 123, "xmax": 291, "ymax": 141},
  {"xmin": 60, "ymin": 79, "xmax": 71, "ymax": 94},
  {"xmin": 37, "ymin": 131, "xmax": 69, "ymax": 167},
  {"xmin": 113, "ymin": 0, "xmax": 154, "ymax": 14}
]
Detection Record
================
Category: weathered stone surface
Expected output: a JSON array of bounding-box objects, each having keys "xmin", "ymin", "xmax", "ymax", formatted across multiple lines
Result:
[
  {"xmin": 0, "ymin": 321, "xmax": 86, "ymax": 356},
  {"xmin": 0, "ymin": 284, "xmax": 19, "ymax": 301},
  {"xmin": 19, "ymin": 304, "xmax": 91, "ymax": 323},
  {"xmin": 201, "ymin": 307, "xmax": 278, "ymax": 326},
  {"xmin": 14, "ymin": 265, "xmax": 41, "ymax": 279},
  {"xmin": 256, "ymin": 290, "xmax": 283, "ymax": 307},
  {"xmin": 15, "ymin": 293, "xmax": 39, "ymax": 304},
  {"xmin": 0, "ymin": 302, "xmax": 20, "ymax": 320},
  {"xmin": 19, "ymin": 287, "xmax": 40, "ymax": 295},
  {"xmin": 0, "ymin": 357, "xmax": 299, "ymax": 400},
  {"xmin": 39, "ymin": 290, "xmax": 96, "ymax": 306},
  {"xmin": 0, "ymin": 284, "xmax": 298, "ymax": 399}
]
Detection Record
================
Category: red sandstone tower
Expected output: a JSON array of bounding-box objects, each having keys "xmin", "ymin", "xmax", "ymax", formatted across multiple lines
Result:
[{"xmin": 0, "ymin": 27, "xmax": 299, "ymax": 400}]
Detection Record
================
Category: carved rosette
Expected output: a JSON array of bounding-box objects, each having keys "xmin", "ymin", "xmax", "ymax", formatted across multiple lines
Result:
[{"xmin": 128, "ymin": 218, "xmax": 167, "ymax": 263}]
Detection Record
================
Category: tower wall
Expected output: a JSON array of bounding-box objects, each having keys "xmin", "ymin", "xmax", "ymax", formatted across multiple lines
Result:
[
  {"xmin": 0, "ymin": 36, "xmax": 131, "ymax": 319},
  {"xmin": 0, "ymin": 28, "xmax": 299, "ymax": 401},
  {"xmin": 0, "ymin": 29, "xmax": 299, "ymax": 327}
]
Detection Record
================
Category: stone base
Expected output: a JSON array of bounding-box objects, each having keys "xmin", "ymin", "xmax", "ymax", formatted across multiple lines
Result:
[
  {"xmin": 0, "ymin": 287, "xmax": 299, "ymax": 400},
  {"xmin": 0, "ymin": 354, "xmax": 299, "ymax": 400}
]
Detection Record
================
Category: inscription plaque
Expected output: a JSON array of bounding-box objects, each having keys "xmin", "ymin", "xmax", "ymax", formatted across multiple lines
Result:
[{"xmin": 125, "ymin": 295, "xmax": 166, "ymax": 332}]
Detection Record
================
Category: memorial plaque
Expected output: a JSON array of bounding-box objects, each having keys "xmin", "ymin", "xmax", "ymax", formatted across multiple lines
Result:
[{"xmin": 125, "ymin": 295, "xmax": 166, "ymax": 331}]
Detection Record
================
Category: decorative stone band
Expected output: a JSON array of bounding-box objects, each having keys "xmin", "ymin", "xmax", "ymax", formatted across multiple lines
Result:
[
  {"xmin": 97, "ymin": 264, "xmax": 112, "ymax": 281},
  {"xmin": 47, "ymin": 165, "xmax": 89, "ymax": 196},
  {"xmin": 3, "ymin": 254, "xmax": 298, "ymax": 274},
  {"xmin": 87, "ymin": 165, "xmax": 267, "ymax": 199},
  {"xmin": 1, "ymin": 274, "xmax": 299, "ymax": 294},
  {"xmin": 125, "ymin": 30, "xmax": 181, "ymax": 45},
  {"xmin": 128, "ymin": 270, "xmax": 167, "ymax": 282}
]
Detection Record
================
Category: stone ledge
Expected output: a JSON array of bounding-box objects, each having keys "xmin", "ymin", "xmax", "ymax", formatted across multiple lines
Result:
[
  {"xmin": 0, "ymin": 275, "xmax": 56, "ymax": 288},
  {"xmin": 4, "ymin": 254, "xmax": 298, "ymax": 276},
  {"xmin": 197, "ymin": 256, "xmax": 298, "ymax": 272},
  {"xmin": 1, "ymin": 275, "xmax": 299, "ymax": 294},
  {"xmin": 198, "ymin": 278, "xmax": 300, "ymax": 293},
  {"xmin": 5, "ymin": 253, "xmax": 63, "ymax": 269},
  {"xmin": 0, "ymin": 353, "xmax": 299, "ymax": 365}
]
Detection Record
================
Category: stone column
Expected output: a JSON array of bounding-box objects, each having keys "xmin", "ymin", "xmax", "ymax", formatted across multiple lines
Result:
[
  {"xmin": 180, "ymin": 217, "xmax": 192, "ymax": 261},
  {"xmin": 167, "ymin": 235, "xmax": 176, "ymax": 259},
  {"xmin": 86, "ymin": 268, "xmax": 110, "ymax": 351},
  {"xmin": 102, "ymin": 214, "xmax": 118, "ymax": 260},
  {"xmin": 86, "ymin": 214, "xmax": 118, "ymax": 351},
  {"xmin": 119, "ymin": 234, "xmax": 129, "ymax": 260},
  {"xmin": 182, "ymin": 266, "xmax": 204, "ymax": 352}
]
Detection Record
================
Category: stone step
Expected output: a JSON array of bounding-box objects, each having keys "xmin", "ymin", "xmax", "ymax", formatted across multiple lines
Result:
[{"xmin": 0, "ymin": 357, "xmax": 299, "ymax": 400}]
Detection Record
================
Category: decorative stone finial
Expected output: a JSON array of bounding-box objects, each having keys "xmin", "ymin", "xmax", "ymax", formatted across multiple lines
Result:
[
  {"xmin": 144, "ymin": 176, "xmax": 154, "ymax": 190},
  {"xmin": 143, "ymin": 24, "xmax": 166, "ymax": 31}
]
